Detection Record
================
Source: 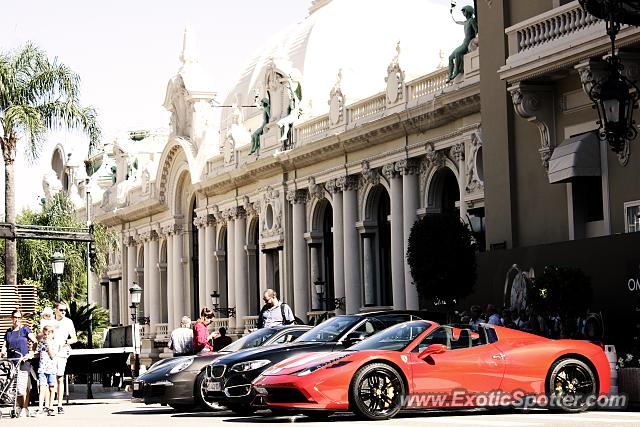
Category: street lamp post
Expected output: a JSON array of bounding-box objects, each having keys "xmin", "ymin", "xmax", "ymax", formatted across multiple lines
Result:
[
  {"xmin": 51, "ymin": 250, "xmax": 65, "ymax": 302},
  {"xmin": 314, "ymin": 279, "xmax": 325, "ymax": 311},
  {"xmin": 210, "ymin": 290, "xmax": 236, "ymax": 318},
  {"xmin": 129, "ymin": 281, "xmax": 142, "ymax": 379}
]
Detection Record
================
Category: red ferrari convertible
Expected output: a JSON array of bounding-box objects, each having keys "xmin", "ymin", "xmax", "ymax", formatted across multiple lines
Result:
[{"xmin": 253, "ymin": 320, "xmax": 610, "ymax": 420}]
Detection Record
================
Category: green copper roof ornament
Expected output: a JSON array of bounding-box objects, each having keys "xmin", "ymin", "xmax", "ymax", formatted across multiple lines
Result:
[{"xmin": 446, "ymin": 3, "xmax": 478, "ymax": 83}]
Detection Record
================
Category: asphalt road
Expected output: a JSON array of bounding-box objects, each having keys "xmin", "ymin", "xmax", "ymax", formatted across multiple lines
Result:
[{"xmin": 3, "ymin": 399, "xmax": 640, "ymax": 427}]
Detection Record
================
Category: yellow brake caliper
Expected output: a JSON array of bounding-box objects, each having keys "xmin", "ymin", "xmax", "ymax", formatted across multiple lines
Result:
[{"xmin": 384, "ymin": 377, "xmax": 395, "ymax": 408}]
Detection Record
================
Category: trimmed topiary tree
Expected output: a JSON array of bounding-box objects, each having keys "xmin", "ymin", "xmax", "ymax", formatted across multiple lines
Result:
[{"xmin": 407, "ymin": 213, "xmax": 477, "ymax": 318}]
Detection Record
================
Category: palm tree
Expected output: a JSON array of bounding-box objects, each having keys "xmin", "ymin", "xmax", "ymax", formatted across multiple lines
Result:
[{"xmin": 0, "ymin": 43, "xmax": 100, "ymax": 288}]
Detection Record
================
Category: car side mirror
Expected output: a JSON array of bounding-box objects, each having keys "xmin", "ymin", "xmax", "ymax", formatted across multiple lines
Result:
[
  {"xmin": 344, "ymin": 331, "xmax": 367, "ymax": 347},
  {"xmin": 418, "ymin": 343, "xmax": 447, "ymax": 359}
]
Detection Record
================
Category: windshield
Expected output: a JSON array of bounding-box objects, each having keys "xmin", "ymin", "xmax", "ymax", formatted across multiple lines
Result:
[
  {"xmin": 296, "ymin": 316, "xmax": 359, "ymax": 342},
  {"xmin": 221, "ymin": 328, "xmax": 277, "ymax": 352},
  {"xmin": 349, "ymin": 321, "xmax": 431, "ymax": 351}
]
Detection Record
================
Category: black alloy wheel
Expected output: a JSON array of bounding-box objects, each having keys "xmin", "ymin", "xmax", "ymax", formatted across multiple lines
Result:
[
  {"xmin": 350, "ymin": 363, "xmax": 405, "ymax": 420},
  {"xmin": 195, "ymin": 371, "xmax": 223, "ymax": 411},
  {"xmin": 547, "ymin": 358, "xmax": 597, "ymax": 412}
]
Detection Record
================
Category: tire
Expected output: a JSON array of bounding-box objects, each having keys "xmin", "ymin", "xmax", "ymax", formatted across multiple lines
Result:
[
  {"xmin": 194, "ymin": 371, "xmax": 223, "ymax": 412},
  {"xmin": 349, "ymin": 363, "xmax": 405, "ymax": 420},
  {"xmin": 547, "ymin": 358, "xmax": 597, "ymax": 413},
  {"xmin": 226, "ymin": 403, "xmax": 256, "ymax": 416}
]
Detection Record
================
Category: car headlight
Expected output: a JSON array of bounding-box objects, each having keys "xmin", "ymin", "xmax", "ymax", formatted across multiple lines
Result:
[
  {"xmin": 230, "ymin": 360, "xmax": 271, "ymax": 373},
  {"xmin": 169, "ymin": 357, "xmax": 194, "ymax": 374},
  {"xmin": 292, "ymin": 355, "xmax": 351, "ymax": 376}
]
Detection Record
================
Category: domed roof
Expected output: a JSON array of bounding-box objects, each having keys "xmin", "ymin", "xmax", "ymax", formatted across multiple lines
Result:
[{"xmin": 222, "ymin": 0, "xmax": 463, "ymax": 127}]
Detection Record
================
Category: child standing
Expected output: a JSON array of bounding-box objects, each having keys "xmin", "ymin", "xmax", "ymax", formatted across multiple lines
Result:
[{"xmin": 32, "ymin": 325, "xmax": 58, "ymax": 417}]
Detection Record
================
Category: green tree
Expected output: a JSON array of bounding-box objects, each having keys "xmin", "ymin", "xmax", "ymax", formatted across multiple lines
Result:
[
  {"xmin": 0, "ymin": 43, "xmax": 100, "ymax": 287},
  {"xmin": 16, "ymin": 192, "xmax": 117, "ymax": 301},
  {"xmin": 407, "ymin": 213, "xmax": 477, "ymax": 318},
  {"xmin": 67, "ymin": 300, "xmax": 111, "ymax": 348}
]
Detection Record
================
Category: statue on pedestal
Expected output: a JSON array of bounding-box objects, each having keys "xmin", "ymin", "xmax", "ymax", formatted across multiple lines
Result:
[
  {"xmin": 250, "ymin": 97, "xmax": 270, "ymax": 154},
  {"xmin": 446, "ymin": 5, "xmax": 478, "ymax": 83}
]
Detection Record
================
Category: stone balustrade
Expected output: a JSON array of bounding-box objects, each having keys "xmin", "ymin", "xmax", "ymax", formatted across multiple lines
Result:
[
  {"xmin": 154, "ymin": 323, "xmax": 169, "ymax": 340},
  {"xmin": 408, "ymin": 68, "xmax": 450, "ymax": 101},
  {"xmin": 348, "ymin": 94, "xmax": 386, "ymax": 123},
  {"xmin": 307, "ymin": 310, "xmax": 335, "ymax": 326},
  {"xmin": 209, "ymin": 317, "xmax": 229, "ymax": 331},
  {"xmin": 243, "ymin": 315, "xmax": 259, "ymax": 333}
]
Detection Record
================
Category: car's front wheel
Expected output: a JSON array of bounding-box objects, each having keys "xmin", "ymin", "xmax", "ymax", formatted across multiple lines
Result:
[
  {"xmin": 194, "ymin": 371, "xmax": 224, "ymax": 411},
  {"xmin": 350, "ymin": 363, "xmax": 405, "ymax": 420},
  {"xmin": 547, "ymin": 358, "xmax": 597, "ymax": 412}
]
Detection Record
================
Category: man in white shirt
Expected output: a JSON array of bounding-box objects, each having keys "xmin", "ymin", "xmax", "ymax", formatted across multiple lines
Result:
[
  {"xmin": 168, "ymin": 316, "xmax": 194, "ymax": 356},
  {"xmin": 51, "ymin": 302, "xmax": 77, "ymax": 415},
  {"xmin": 258, "ymin": 289, "xmax": 295, "ymax": 329}
]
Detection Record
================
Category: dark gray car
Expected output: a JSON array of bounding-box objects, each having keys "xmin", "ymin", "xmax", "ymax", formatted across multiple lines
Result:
[{"xmin": 131, "ymin": 325, "xmax": 311, "ymax": 411}]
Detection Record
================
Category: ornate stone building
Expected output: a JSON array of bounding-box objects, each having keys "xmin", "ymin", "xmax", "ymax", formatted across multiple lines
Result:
[{"xmin": 46, "ymin": 0, "xmax": 485, "ymax": 347}]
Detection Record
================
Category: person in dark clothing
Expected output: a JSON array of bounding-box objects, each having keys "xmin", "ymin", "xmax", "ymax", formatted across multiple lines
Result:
[{"xmin": 212, "ymin": 327, "xmax": 232, "ymax": 352}]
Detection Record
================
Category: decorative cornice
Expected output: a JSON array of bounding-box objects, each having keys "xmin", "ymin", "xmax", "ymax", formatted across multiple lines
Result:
[
  {"xmin": 325, "ymin": 179, "xmax": 339, "ymax": 194},
  {"xmin": 286, "ymin": 189, "xmax": 308, "ymax": 205},
  {"xmin": 336, "ymin": 175, "xmax": 360, "ymax": 192},
  {"xmin": 395, "ymin": 158, "xmax": 420, "ymax": 175},
  {"xmin": 450, "ymin": 143, "xmax": 465, "ymax": 162},
  {"xmin": 508, "ymin": 82, "xmax": 556, "ymax": 170}
]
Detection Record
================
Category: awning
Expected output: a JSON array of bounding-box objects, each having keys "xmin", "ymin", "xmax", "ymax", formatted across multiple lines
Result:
[{"xmin": 548, "ymin": 132, "xmax": 601, "ymax": 184}]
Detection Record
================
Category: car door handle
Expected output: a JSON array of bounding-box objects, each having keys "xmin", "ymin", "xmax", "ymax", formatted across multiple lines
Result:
[{"xmin": 492, "ymin": 354, "xmax": 504, "ymax": 360}]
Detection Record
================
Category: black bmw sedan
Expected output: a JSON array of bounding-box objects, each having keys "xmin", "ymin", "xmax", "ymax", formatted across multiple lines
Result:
[
  {"xmin": 131, "ymin": 324, "xmax": 310, "ymax": 411},
  {"xmin": 204, "ymin": 311, "xmax": 424, "ymax": 415}
]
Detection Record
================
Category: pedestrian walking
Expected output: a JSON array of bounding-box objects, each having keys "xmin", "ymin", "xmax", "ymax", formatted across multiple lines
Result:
[
  {"xmin": 51, "ymin": 302, "xmax": 77, "ymax": 415},
  {"xmin": 168, "ymin": 316, "xmax": 194, "ymax": 356},
  {"xmin": 31, "ymin": 325, "xmax": 58, "ymax": 417},
  {"xmin": 257, "ymin": 289, "xmax": 295, "ymax": 329},
  {"xmin": 1, "ymin": 309, "xmax": 37, "ymax": 418}
]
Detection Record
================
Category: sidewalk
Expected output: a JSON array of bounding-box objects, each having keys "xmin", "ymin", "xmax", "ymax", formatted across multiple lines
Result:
[{"xmin": 67, "ymin": 384, "xmax": 131, "ymax": 404}]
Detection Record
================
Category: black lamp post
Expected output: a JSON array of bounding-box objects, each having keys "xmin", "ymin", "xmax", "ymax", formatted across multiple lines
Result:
[
  {"xmin": 314, "ymin": 279, "xmax": 325, "ymax": 311},
  {"xmin": 579, "ymin": 0, "xmax": 640, "ymax": 159},
  {"xmin": 129, "ymin": 281, "xmax": 142, "ymax": 379},
  {"xmin": 51, "ymin": 249, "xmax": 65, "ymax": 302},
  {"xmin": 210, "ymin": 290, "xmax": 236, "ymax": 318}
]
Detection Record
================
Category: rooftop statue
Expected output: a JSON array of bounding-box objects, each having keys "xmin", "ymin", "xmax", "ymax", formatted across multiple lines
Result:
[
  {"xmin": 250, "ymin": 97, "xmax": 270, "ymax": 154},
  {"xmin": 446, "ymin": 5, "xmax": 477, "ymax": 83}
]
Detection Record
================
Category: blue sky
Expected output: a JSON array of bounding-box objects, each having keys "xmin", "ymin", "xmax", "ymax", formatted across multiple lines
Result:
[{"xmin": 1, "ymin": 0, "xmax": 309, "ymax": 213}]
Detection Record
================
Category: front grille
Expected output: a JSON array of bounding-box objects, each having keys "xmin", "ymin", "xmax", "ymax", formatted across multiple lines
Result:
[
  {"xmin": 266, "ymin": 388, "xmax": 309, "ymax": 404},
  {"xmin": 147, "ymin": 384, "xmax": 167, "ymax": 398},
  {"xmin": 224, "ymin": 384, "xmax": 252, "ymax": 397},
  {"xmin": 207, "ymin": 364, "xmax": 226, "ymax": 378}
]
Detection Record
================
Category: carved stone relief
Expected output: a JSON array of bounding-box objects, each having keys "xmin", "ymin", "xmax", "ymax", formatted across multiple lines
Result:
[
  {"xmin": 466, "ymin": 130, "xmax": 484, "ymax": 193},
  {"xmin": 361, "ymin": 160, "xmax": 381, "ymax": 186},
  {"xmin": 261, "ymin": 186, "xmax": 283, "ymax": 239},
  {"xmin": 308, "ymin": 177, "xmax": 325, "ymax": 200},
  {"xmin": 385, "ymin": 41, "xmax": 404, "ymax": 104},
  {"xmin": 329, "ymin": 69, "xmax": 345, "ymax": 126},
  {"xmin": 508, "ymin": 82, "xmax": 556, "ymax": 170}
]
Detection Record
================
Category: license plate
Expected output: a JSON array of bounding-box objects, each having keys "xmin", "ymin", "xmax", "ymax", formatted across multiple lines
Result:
[
  {"xmin": 133, "ymin": 382, "xmax": 141, "ymax": 391},
  {"xmin": 207, "ymin": 381, "xmax": 221, "ymax": 392}
]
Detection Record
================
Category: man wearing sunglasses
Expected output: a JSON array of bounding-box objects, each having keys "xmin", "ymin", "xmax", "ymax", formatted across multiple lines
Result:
[{"xmin": 51, "ymin": 303, "xmax": 77, "ymax": 414}]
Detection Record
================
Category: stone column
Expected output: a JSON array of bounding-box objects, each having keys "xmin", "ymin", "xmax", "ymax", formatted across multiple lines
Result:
[
  {"xmin": 109, "ymin": 278, "xmax": 120, "ymax": 326},
  {"xmin": 142, "ymin": 235, "xmax": 151, "ymax": 317},
  {"xmin": 172, "ymin": 225, "xmax": 184, "ymax": 328},
  {"xmin": 398, "ymin": 159, "xmax": 420, "ymax": 310},
  {"xmin": 163, "ymin": 226, "xmax": 175, "ymax": 329},
  {"xmin": 278, "ymin": 248, "xmax": 285, "ymax": 299},
  {"xmin": 309, "ymin": 245, "xmax": 321, "ymax": 310},
  {"xmin": 204, "ymin": 215, "xmax": 216, "ymax": 309},
  {"xmin": 362, "ymin": 235, "xmax": 376, "ymax": 306},
  {"xmin": 288, "ymin": 189, "xmax": 309, "ymax": 321},
  {"xmin": 226, "ymin": 214, "xmax": 236, "ymax": 330},
  {"xmin": 383, "ymin": 163, "xmax": 406, "ymax": 310},
  {"xmin": 451, "ymin": 143, "xmax": 467, "ymax": 221},
  {"xmin": 100, "ymin": 280, "xmax": 109, "ymax": 311},
  {"xmin": 234, "ymin": 208, "xmax": 248, "ymax": 332},
  {"xmin": 326, "ymin": 180, "xmax": 345, "ymax": 314},
  {"xmin": 195, "ymin": 216, "xmax": 207, "ymax": 313},
  {"xmin": 158, "ymin": 262, "xmax": 168, "ymax": 323},
  {"xmin": 338, "ymin": 176, "xmax": 361, "ymax": 314},
  {"xmin": 126, "ymin": 237, "xmax": 137, "ymax": 325},
  {"xmin": 148, "ymin": 231, "xmax": 160, "ymax": 326}
]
